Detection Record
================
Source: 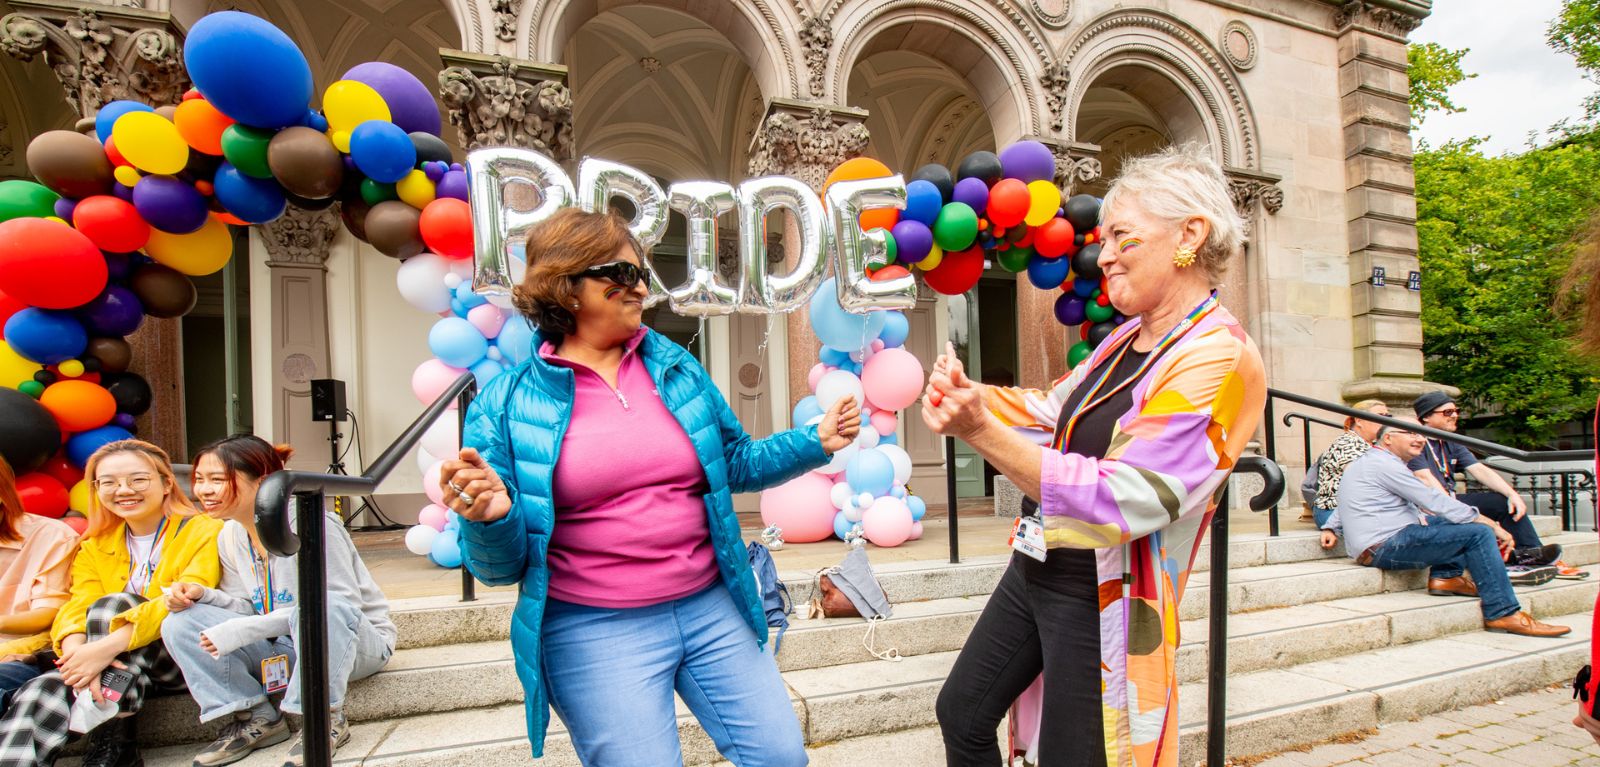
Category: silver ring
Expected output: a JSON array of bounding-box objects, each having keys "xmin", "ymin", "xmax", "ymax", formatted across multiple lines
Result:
[
  {"xmin": 457, "ymin": 491, "xmax": 475, "ymax": 505},
  {"xmin": 447, "ymin": 481, "xmax": 465, "ymax": 494}
]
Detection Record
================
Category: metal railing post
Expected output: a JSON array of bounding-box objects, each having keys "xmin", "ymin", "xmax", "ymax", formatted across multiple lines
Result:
[
  {"xmin": 457, "ymin": 380, "xmax": 479, "ymax": 603},
  {"xmin": 1206, "ymin": 485, "xmax": 1230, "ymax": 767},
  {"xmin": 945, "ymin": 435, "xmax": 960, "ymax": 564},
  {"xmin": 294, "ymin": 490, "xmax": 333, "ymax": 767},
  {"xmin": 1563, "ymin": 472, "xmax": 1574, "ymax": 532},
  {"xmin": 1263, "ymin": 397, "xmax": 1278, "ymax": 536}
]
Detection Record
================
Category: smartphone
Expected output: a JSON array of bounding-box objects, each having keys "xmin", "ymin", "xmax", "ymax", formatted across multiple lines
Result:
[{"xmin": 98, "ymin": 667, "xmax": 135, "ymax": 703}]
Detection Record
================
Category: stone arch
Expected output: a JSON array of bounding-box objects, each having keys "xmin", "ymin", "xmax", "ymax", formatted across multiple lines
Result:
[
  {"xmin": 830, "ymin": 0, "xmax": 1048, "ymax": 141},
  {"xmin": 523, "ymin": 0, "xmax": 799, "ymax": 99},
  {"xmin": 1062, "ymin": 9, "xmax": 1259, "ymax": 169}
]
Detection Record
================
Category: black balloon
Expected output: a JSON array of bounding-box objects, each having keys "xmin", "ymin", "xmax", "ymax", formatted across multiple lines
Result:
[
  {"xmin": 32, "ymin": 371, "xmax": 55, "ymax": 385},
  {"xmin": 910, "ymin": 163, "xmax": 955, "ymax": 203},
  {"xmin": 1072, "ymin": 243, "xmax": 1104, "ymax": 280},
  {"xmin": 338, "ymin": 196, "xmax": 372, "ymax": 243},
  {"xmin": 1087, "ymin": 320, "xmax": 1117, "ymax": 348},
  {"xmin": 128, "ymin": 264, "xmax": 197, "ymax": 319},
  {"xmin": 1064, "ymin": 194, "xmax": 1100, "ymax": 232},
  {"xmin": 0, "ymin": 387, "xmax": 61, "ymax": 474},
  {"xmin": 410, "ymin": 132, "xmax": 453, "ymax": 165},
  {"xmin": 956, "ymin": 151, "xmax": 1003, "ymax": 184},
  {"xmin": 102, "ymin": 372, "xmax": 153, "ymax": 416},
  {"xmin": 81, "ymin": 357, "xmax": 101, "ymax": 374}
]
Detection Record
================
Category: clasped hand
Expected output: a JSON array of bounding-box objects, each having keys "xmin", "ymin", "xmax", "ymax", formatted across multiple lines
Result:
[
  {"xmin": 921, "ymin": 342, "xmax": 989, "ymax": 441},
  {"xmin": 57, "ymin": 634, "xmax": 127, "ymax": 703}
]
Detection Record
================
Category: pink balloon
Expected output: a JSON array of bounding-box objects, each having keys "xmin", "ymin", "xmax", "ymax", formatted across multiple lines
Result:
[
  {"xmin": 870, "ymin": 410, "xmax": 898, "ymax": 436},
  {"xmin": 467, "ymin": 303, "xmax": 506, "ymax": 339},
  {"xmin": 861, "ymin": 347, "xmax": 925, "ymax": 412},
  {"xmin": 423, "ymin": 461, "xmax": 445, "ymax": 506},
  {"xmin": 808, "ymin": 363, "xmax": 827, "ymax": 392},
  {"xmin": 862, "ymin": 496, "xmax": 914, "ymax": 547},
  {"xmin": 870, "ymin": 339, "xmax": 885, "ymax": 353},
  {"xmin": 418, "ymin": 503, "xmax": 449, "ymax": 532},
  {"xmin": 758, "ymin": 472, "xmax": 837, "ymax": 543},
  {"xmin": 412, "ymin": 358, "xmax": 468, "ymax": 405},
  {"xmin": 908, "ymin": 521, "xmax": 924, "ymax": 540}
]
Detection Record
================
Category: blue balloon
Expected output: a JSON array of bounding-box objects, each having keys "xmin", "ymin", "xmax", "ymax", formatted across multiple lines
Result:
[
  {"xmin": 95, "ymin": 101, "xmax": 153, "ymax": 144},
  {"xmin": 184, "ymin": 12, "xmax": 313, "ymax": 129},
  {"xmin": 299, "ymin": 110, "xmax": 329, "ymax": 132},
  {"xmin": 497, "ymin": 316, "xmax": 535, "ymax": 365},
  {"xmin": 845, "ymin": 448, "xmax": 896, "ymax": 497},
  {"xmin": 4, "ymin": 309, "xmax": 86, "ymax": 365},
  {"xmin": 833, "ymin": 511, "xmax": 858, "ymax": 542},
  {"xmin": 907, "ymin": 495, "xmax": 926, "ymax": 522},
  {"xmin": 429, "ymin": 317, "xmax": 489, "ymax": 368},
  {"xmin": 878, "ymin": 311, "xmax": 909, "ymax": 348},
  {"xmin": 1073, "ymin": 276, "xmax": 1099, "ymax": 298},
  {"xmin": 470, "ymin": 358, "xmax": 505, "ymax": 387},
  {"xmin": 792, "ymin": 395, "xmax": 823, "ymax": 427},
  {"xmin": 454, "ymin": 280, "xmax": 488, "ymax": 309},
  {"xmin": 349, "ymin": 121, "xmax": 417, "ymax": 184},
  {"xmin": 879, "ymin": 432, "xmax": 898, "ymax": 446},
  {"xmin": 213, "ymin": 163, "xmax": 286, "ymax": 224},
  {"xmin": 449, "ymin": 298, "xmax": 468, "ymax": 318},
  {"xmin": 67, "ymin": 425, "xmax": 135, "ymax": 468},
  {"xmin": 78, "ymin": 286, "xmax": 144, "ymax": 337},
  {"xmin": 903, "ymin": 180, "xmax": 944, "ymax": 226},
  {"xmin": 818, "ymin": 347, "xmax": 850, "ymax": 367},
  {"xmin": 428, "ymin": 528, "xmax": 463, "ymax": 568},
  {"xmin": 1027, "ymin": 253, "xmax": 1071, "ymax": 290},
  {"xmin": 808, "ymin": 278, "xmax": 886, "ymax": 352}
]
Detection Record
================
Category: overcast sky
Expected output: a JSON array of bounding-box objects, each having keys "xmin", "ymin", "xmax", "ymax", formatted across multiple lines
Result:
[{"xmin": 1411, "ymin": 0, "xmax": 1594, "ymax": 155}]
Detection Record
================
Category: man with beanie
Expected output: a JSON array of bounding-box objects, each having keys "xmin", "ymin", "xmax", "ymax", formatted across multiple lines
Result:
[{"xmin": 1409, "ymin": 390, "xmax": 1586, "ymax": 580}]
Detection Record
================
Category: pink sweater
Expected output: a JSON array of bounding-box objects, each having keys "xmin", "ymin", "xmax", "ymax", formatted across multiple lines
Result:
[{"xmin": 541, "ymin": 332, "xmax": 718, "ymax": 608}]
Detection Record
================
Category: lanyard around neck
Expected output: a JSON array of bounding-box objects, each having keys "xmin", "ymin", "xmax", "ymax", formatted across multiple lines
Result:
[
  {"xmin": 125, "ymin": 515, "xmax": 170, "ymax": 588},
  {"xmin": 248, "ymin": 549, "xmax": 275, "ymax": 613}
]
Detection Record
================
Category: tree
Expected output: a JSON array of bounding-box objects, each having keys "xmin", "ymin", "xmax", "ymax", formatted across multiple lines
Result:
[
  {"xmin": 1549, "ymin": 0, "xmax": 1600, "ymax": 118},
  {"xmin": 1407, "ymin": 42, "xmax": 1474, "ymax": 125}
]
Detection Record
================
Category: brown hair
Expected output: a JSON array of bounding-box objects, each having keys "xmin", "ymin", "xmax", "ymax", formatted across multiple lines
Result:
[
  {"xmin": 1560, "ymin": 212, "xmax": 1600, "ymax": 356},
  {"xmin": 192, "ymin": 434, "xmax": 293, "ymax": 510},
  {"xmin": 82, "ymin": 439, "xmax": 197, "ymax": 539},
  {"xmin": 1343, "ymin": 399, "xmax": 1387, "ymax": 430},
  {"xmin": 0, "ymin": 457, "xmax": 22, "ymax": 544},
  {"xmin": 510, "ymin": 207, "xmax": 643, "ymax": 339}
]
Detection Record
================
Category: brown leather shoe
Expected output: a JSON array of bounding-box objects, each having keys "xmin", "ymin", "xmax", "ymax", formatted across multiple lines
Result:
[
  {"xmin": 1427, "ymin": 575, "xmax": 1477, "ymax": 597},
  {"xmin": 1483, "ymin": 611, "xmax": 1571, "ymax": 637}
]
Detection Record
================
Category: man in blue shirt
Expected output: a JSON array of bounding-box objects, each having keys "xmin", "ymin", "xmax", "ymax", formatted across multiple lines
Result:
[{"xmin": 1321, "ymin": 418, "xmax": 1569, "ymax": 638}]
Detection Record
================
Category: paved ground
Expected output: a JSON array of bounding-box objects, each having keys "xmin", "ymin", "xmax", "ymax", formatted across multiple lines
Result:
[{"xmin": 1248, "ymin": 685, "xmax": 1600, "ymax": 767}]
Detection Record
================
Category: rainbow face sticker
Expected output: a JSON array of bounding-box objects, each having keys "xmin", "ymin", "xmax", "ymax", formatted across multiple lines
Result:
[{"xmin": 1118, "ymin": 237, "xmax": 1143, "ymax": 254}]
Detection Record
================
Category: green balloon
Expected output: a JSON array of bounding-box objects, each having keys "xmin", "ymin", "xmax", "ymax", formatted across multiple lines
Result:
[
  {"xmin": 867, "ymin": 228, "xmax": 897, "ymax": 269},
  {"xmin": 1068, "ymin": 341, "xmax": 1092, "ymax": 368},
  {"xmin": 0, "ymin": 180, "xmax": 60, "ymax": 223},
  {"xmin": 220, "ymin": 125, "xmax": 276, "ymax": 179},
  {"xmin": 996, "ymin": 247, "xmax": 1031, "ymax": 273},
  {"xmin": 360, "ymin": 179, "xmax": 398, "ymax": 206},
  {"xmin": 932, "ymin": 202, "xmax": 978, "ymax": 252},
  {"xmin": 16, "ymin": 380, "xmax": 45, "ymax": 399},
  {"xmin": 1085, "ymin": 300, "xmax": 1115, "ymax": 324}
]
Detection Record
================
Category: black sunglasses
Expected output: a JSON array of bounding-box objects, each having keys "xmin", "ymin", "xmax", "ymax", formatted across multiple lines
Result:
[{"xmin": 574, "ymin": 261, "xmax": 650, "ymax": 288}]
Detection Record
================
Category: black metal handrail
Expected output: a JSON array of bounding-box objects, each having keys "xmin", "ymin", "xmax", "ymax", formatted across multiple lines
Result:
[{"xmin": 255, "ymin": 373, "xmax": 477, "ymax": 767}]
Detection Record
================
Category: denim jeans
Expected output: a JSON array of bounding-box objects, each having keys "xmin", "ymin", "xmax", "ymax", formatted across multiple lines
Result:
[
  {"xmin": 1313, "ymin": 506, "xmax": 1335, "ymax": 529},
  {"xmin": 541, "ymin": 583, "xmax": 807, "ymax": 767},
  {"xmin": 161, "ymin": 594, "xmax": 391, "ymax": 722},
  {"xmin": 1367, "ymin": 521, "xmax": 1520, "ymax": 620},
  {"xmin": 0, "ymin": 661, "xmax": 41, "ymax": 714},
  {"xmin": 1459, "ymin": 492, "xmax": 1541, "ymax": 549}
]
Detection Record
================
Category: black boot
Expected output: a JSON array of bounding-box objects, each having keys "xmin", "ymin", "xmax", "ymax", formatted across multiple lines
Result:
[
  {"xmin": 1514, "ymin": 544, "xmax": 1562, "ymax": 566},
  {"xmin": 82, "ymin": 715, "xmax": 143, "ymax": 767}
]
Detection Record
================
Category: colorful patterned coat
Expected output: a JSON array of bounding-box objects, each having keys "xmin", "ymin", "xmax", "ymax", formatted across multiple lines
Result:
[{"xmin": 987, "ymin": 303, "xmax": 1265, "ymax": 767}]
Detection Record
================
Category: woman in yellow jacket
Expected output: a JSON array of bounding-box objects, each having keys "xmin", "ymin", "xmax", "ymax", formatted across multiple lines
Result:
[{"xmin": 0, "ymin": 440, "xmax": 222, "ymax": 767}]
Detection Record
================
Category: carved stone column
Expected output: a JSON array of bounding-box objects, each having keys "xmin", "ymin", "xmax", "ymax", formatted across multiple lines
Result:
[
  {"xmin": 1047, "ymin": 140, "xmax": 1103, "ymax": 195},
  {"xmin": 259, "ymin": 206, "xmax": 340, "ymax": 472},
  {"xmin": 438, "ymin": 49, "xmax": 573, "ymax": 161}
]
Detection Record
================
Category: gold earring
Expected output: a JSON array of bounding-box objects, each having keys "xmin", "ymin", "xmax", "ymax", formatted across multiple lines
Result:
[{"xmin": 1173, "ymin": 247, "xmax": 1197, "ymax": 268}]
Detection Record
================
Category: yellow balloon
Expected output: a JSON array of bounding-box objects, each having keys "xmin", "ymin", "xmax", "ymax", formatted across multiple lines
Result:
[
  {"xmin": 111, "ymin": 111, "xmax": 189, "ymax": 175},
  {"xmin": 918, "ymin": 244, "xmax": 944, "ymax": 270},
  {"xmin": 0, "ymin": 340, "xmax": 41, "ymax": 390},
  {"xmin": 69, "ymin": 480, "xmax": 92, "ymax": 514},
  {"xmin": 144, "ymin": 214, "xmax": 232, "ymax": 276},
  {"xmin": 323, "ymin": 80, "xmax": 391, "ymax": 132},
  {"xmin": 58, "ymin": 359, "xmax": 85, "ymax": 378},
  {"xmin": 1024, "ymin": 180, "xmax": 1062, "ymax": 228},
  {"xmin": 329, "ymin": 130, "xmax": 352, "ymax": 153},
  {"xmin": 396, "ymin": 169, "xmax": 436, "ymax": 209},
  {"xmin": 113, "ymin": 165, "xmax": 142, "ymax": 187}
]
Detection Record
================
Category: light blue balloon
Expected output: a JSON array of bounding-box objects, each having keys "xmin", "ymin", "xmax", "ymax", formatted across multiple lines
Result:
[
  {"xmin": 792, "ymin": 395, "xmax": 823, "ymax": 427},
  {"xmin": 819, "ymin": 347, "xmax": 851, "ymax": 367},
  {"xmin": 808, "ymin": 278, "xmax": 886, "ymax": 352},
  {"xmin": 429, "ymin": 317, "xmax": 488, "ymax": 368},
  {"xmin": 879, "ymin": 311, "xmax": 909, "ymax": 348},
  {"xmin": 833, "ymin": 511, "xmax": 858, "ymax": 541},
  {"xmin": 497, "ymin": 317, "xmax": 535, "ymax": 365},
  {"xmin": 845, "ymin": 448, "xmax": 896, "ymax": 497},
  {"xmin": 454, "ymin": 281, "xmax": 488, "ymax": 309},
  {"xmin": 907, "ymin": 496, "xmax": 926, "ymax": 522},
  {"xmin": 445, "ymin": 510, "xmax": 461, "ymax": 527},
  {"xmin": 879, "ymin": 432, "xmax": 898, "ymax": 446},
  {"xmin": 428, "ymin": 528, "xmax": 463, "ymax": 568},
  {"xmin": 470, "ymin": 358, "xmax": 505, "ymax": 387},
  {"xmin": 450, "ymin": 298, "xmax": 468, "ymax": 318},
  {"xmin": 891, "ymin": 486, "xmax": 907, "ymax": 499}
]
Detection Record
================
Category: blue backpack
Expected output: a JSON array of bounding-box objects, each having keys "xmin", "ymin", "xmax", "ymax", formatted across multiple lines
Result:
[{"xmin": 747, "ymin": 541, "xmax": 791, "ymax": 654}]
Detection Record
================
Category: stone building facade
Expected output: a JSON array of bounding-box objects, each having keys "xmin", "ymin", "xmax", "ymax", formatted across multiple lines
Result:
[{"xmin": 0, "ymin": 0, "xmax": 1433, "ymax": 513}]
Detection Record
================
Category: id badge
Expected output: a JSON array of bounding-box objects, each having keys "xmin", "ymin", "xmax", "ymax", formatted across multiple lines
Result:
[
  {"xmin": 261, "ymin": 655, "xmax": 290, "ymax": 694},
  {"xmin": 1010, "ymin": 515, "xmax": 1047, "ymax": 562}
]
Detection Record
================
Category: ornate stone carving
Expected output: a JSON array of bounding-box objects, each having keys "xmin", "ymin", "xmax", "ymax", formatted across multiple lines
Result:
[
  {"xmin": 0, "ymin": 1, "xmax": 187, "ymax": 115},
  {"xmin": 260, "ymin": 205, "xmax": 340, "ymax": 269},
  {"xmin": 1226, "ymin": 174, "xmax": 1284, "ymax": 218},
  {"xmin": 1333, "ymin": 1, "xmax": 1424, "ymax": 37},
  {"xmin": 1039, "ymin": 60, "xmax": 1070, "ymax": 134},
  {"xmin": 489, "ymin": 0, "xmax": 520, "ymax": 43},
  {"xmin": 798, "ymin": 14, "xmax": 832, "ymax": 98},
  {"xmin": 747, "ymin": 100, "xmax": 870, "ymax": 191},
  {"xmin": 1220, "ymin": 20, "xmax": 1257, "ymax": 71},
  {"xmin": 1029, "ymin": 0, "xmax": 1072, "ymax": 29},
  {"xmin": 439, "ymin": 50, "xmax": 573, "ymax": 159},
  {"xmin": 1047, "ymin": 141, "xmax": 1102, "ymax": 192}
]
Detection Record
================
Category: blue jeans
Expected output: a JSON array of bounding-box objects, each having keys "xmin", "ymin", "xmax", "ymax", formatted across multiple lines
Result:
[
  {"xmin": 1313, "ymin": 506, "xmax": 1335, "ymax": 529},
  {"xmin": 541, "ymin": 583, "xmax": 807, "ymax": 767},
  {"xmin": 161, "ymin": 595, "xmax": 390, "ymax": 722},
  {"xmin": 1367, "ymin": 521, "xmax": 1520, "ymax": 620},
  {"xmin": 0, "ymin": 661, "xmax": 42, "ymax": 714}
]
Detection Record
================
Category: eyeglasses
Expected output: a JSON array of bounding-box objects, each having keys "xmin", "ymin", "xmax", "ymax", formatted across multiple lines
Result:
[
  {"xmin": 1436, "ymin": 408, "xmax": 1460, "ymax": 417},
  {"xmin": 573, "ymin": 261, "xmax": 650, "ymax": 288},
  {"xmin": 94, "ymin": 475, "xmax": 154, "ymax": 494}
]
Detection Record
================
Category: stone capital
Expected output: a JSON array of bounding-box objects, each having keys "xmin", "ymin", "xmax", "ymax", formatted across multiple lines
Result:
[
  {"xmin": 1225, "ymin": 167, "xmax": 1285, "ymax": 219},
  {"xmin": 260, "ymin": 205, "xmax": 341, "ymax": 269},
  {"xmin": 1332, "ymin": 1, "xmax": 1425, "ymax": 39},
  {"xmin": 438, "ymin": 49, "xmax": 573, "ymax": 160},
  {"xmin": 746, "ymin": 98, "xmax": 869, "ymax": 191},
  {"xmin": 1340, "ymin": 377, "xmax": 1461, "ymax": 412},
  {"xmin": 0, "ymin": 0, "xmax": 189, "ymax": 115},
  {"xmin": 1034, "ymin": 138, "xmax": 1101, "ymax": 193}
]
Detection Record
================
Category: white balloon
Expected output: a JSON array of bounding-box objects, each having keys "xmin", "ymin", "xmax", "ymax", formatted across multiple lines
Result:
[
  {"xmin": 856, "ymin": 492, "xmax": 873, "ymax": 508},
  {"xmin": 396, "ymin": 253, "xmax": 453, "ymax": 313},
  {"xmin": 830, "ymin": 482, "xmax": 853, "ymax": 510},
  {"xmin": 420, "ymin": 417, "xmax": 459, "ymax": 460},
  {"xmin": 815, "ymin": 370, "xmax": 865, "ymax": 411},
  {"xmin": 415, "ymin": 444, "xmax": 437, "ymax": 477},
  {"xmin": 404, "ymin": 524, "xmax": 439, "ymax": 556},
  {"xmin": 842, "ymin": 500, "xmax": 865, "ymax": 523},
  {"xmin": 442, "ymin": 272, "xmax": 463, "ymax": 290},
  {"xmin": 854, "ymin": 427, "xmax": 880, "ymax": 450},
  {"xmin": 878, "ymin": 443, "xmax": 914, "ymax": 486},
  {"xmin": 821, "ymin": 442, "xmax": 858, "ymax": 474}
]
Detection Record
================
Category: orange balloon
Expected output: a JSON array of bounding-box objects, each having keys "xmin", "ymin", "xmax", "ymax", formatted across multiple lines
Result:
[
  {"xmin": 174, "ymin": 98, "xmax": 235, "ymax": 156},
  {"xmin": 860, "ymin": 208, "xmax": 900, "ymax": 232},
  {"xmin": 823, "ymin": 157, "xmax": 892, "ymax": 195},
  {"xmin": 39, "ymin": 380, "xmax": 117, "ymax": 432}
]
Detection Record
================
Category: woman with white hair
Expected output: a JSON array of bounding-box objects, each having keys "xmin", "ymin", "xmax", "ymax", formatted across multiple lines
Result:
[{"xmin": 925, "ymin": 144, "xmax": 1267, "ymax": 766}]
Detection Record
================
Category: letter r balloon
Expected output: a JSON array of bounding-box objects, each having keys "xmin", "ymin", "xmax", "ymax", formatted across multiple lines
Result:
[
  {"xmin": 576, "ymin": 157, "xmax": 671, "ymax": 305},
  {"xmin": 464, "ymin": 147, "xmax": 574, "ymax": 305}
]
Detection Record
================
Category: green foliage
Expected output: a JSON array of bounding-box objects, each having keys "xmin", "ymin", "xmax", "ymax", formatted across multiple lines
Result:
[
  {"xmin": 1549, "ymin": 0, "xmax": 1600, "ymax": 118},
  {"xmin": 1407, "ymin": 43, "xmax": 1474, "ymax": 124}
]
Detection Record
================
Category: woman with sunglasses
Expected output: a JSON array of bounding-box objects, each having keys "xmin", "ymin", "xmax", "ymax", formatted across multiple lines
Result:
[
  {"xmin": 0, "ymin": 457, "xmax": 79, "ymax": 714},
  {"xmin": 0, "ymin": 440, "xmax": 223, "ymax": 767},
  {"xmin": 439, "ymin": 207, "xmax": 860, "ymax": 766}
]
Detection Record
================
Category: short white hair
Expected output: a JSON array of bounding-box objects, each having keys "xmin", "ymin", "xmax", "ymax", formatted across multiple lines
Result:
[{"xmin": 1100, "ymin": 143, "xmax": 1247, "ymax": 281}]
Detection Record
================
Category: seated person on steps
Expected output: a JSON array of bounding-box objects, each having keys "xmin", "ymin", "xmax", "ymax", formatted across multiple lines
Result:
[{"xmin": 1319, "ymin": 417, "xmax": 1569, "ymax": 638}]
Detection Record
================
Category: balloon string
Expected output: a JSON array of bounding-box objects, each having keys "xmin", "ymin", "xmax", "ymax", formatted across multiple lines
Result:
[
  {"xmin": 687, "ymin": 317, "xmax": 706, "ymax": 356},
  {"xmin": 756, "ymin": 323, "xmax": 771, "ymax": 358}
]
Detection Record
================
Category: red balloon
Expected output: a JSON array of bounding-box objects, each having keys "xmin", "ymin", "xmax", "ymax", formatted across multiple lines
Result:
[
  {"xmin": 869, "ymin": 265, "xmax": 911, "ymax": 282},
  {"xmin": 15, "ymin": 472, "xmax": 69, "ymax": 519},
  {"xmin": 420, "ymin": 198, "xmax": 473, "ymax": 260},
  {"xmin": 1033, "ymin": 218, "xmax": 1076, "ymax": 258},
  {"xmin": 987, "ymin": 179, "xmax": 1030, "ymax": 229},
  {"xmin": 0, "ymin": 287, "xmax": 26, "ymax": 328},
  {"xmin": 61, "ymin": 516, "xmax": 87, "ymax": 534},
  {"xmin": 923, "ymin": 245, "xmax": 984, "ymax": 295},
  {"xmin": 73, "ymin": 195, "xmax": 151, "ymax": 252},
  {"xmin": 38, "ymin": 450, "xmax": 83, "ymax": 488},
  {"xmin": 1080, "ymin": 322, "xmax": 1091, "ymax": 341},
  {"xmin": 104, "ymin": 137, "xmax": 129, "ymax": 167},
  {"xmin": 0, "ymin": 218, "xmax": 108, "ymax": 309}
]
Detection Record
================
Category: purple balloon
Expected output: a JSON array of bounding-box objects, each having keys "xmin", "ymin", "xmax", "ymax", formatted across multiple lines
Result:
[
  {"xmin": 103, "ymin": 252, "xmax": 133, "ymax": 282},
  {"xmin": 79, "ymin": 285, "xmax": 145, "ymax": 337},
  {"xmin": 110, "ymin": 184, "xmax": 134, "ymax": 202},
  {"xmin": 952, "ymin": 177, "xmax": 990, "ymax": 216},
  {"xmin": 343, "ymin": 62, "xmax": 442, "ymax": 136},
  {"xmin": 112, "ymin": 413, "xmax": 137, "ymax": 430},
  {"xmin": 53, "ymin": 198, "xmax": 77, "ymax": 221},
  {"xmin": 890, "ymin": 220, "xmax": 934, "ymax": 264},
  {"xmin": 132, "ymin": 176, "xmax": 209, "ymax": 234},
  {"xmin": 436, "ymin": 169, "xmax": 469, "ymax": 201},
  {"xmin": 424, "ymin": 162, "xmax": 446, "ymax": 182},
  {"xmin": 999, "ymin": 141, "xmax": 1056, "ymax": 183},
  {"xmin": 1054, "ymin": 293, "xmax": 1087, "ymax": 326}
]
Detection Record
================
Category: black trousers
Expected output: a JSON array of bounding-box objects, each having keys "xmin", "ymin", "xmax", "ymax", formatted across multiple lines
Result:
[
  {"xmin": 936, "ymin": 550, "xmax": 1106, "ymax": 766},
  {"xmin": 1458, "ymin": 492, "xmax": 1542, "ymax": 550}
]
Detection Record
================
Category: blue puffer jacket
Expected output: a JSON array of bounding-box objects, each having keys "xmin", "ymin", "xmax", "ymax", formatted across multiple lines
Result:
[{"xmin": 458, "ymin": 327, "xmax": 828, "ymax": 757}]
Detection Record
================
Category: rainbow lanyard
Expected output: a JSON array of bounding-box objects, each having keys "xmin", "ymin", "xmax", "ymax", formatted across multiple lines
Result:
[
  {"xmin": 1052, "ymin": 292, "xmax": 1219, "ymax": 452},
  {"xmin": 125, "ymin": 516, "xmax": 170, "ymax": 592},
  {"xmin": 1425, "ymin": 440, "xmax": 1457, "ymax": 495},
  {"xmin": 249, "ymin": 550, "xmax": 278, "ymax": 614}
]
